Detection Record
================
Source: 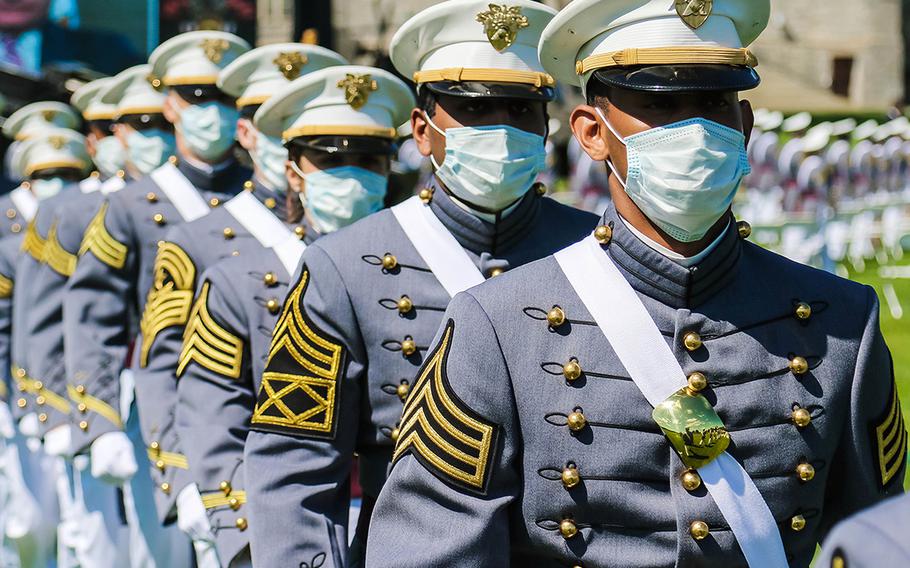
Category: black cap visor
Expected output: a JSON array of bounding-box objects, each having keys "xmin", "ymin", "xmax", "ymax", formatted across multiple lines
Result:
[
  {"xmin": 593, "ymin": 64, "xmax": 760, "ymax": 93},
  {"xmin": 288, "ymin": 135, "xmax": 395, "ymax": 155},
  {"xmin": 422, "ymin": 80, "xmax": 555, "ymax": 102}
]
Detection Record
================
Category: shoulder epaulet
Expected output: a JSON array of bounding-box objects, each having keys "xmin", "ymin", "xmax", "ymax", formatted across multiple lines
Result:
[
  {"xmin": 21, "ymin": 219, "xmax": 46, "ymax": 261},
  {"xmin": 79, "ymin": 202, "xmax": 128, "ymax": 269},
  {"xmin": 177, "ymin": 280, "xmax": 243, "ymax": 379},
  {"xmin": 44, "ymin": 222, "xmax": 77, "ymax": 276},
  {"xmin": 139, "ymin": 241, "xmax": 196, "ymax": 367},
  {"xmin": 0, "ymin": 272, "xmax": 13, "ymax": 299}
]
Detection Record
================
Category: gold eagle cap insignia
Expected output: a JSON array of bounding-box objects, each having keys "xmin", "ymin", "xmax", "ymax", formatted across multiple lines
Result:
[
  {"xmin": 48, "ymin": 135, "xmax": 66, "ymax": 150},
  {"xmin": 476, "ymin": 4, "xmax": 529, "ymax": 52},
  {"xmin": 337, "ymin": 73, "xmax": 378, "ymax": 110},
  {"xmin": 41, "ymin": 110, "xmax": 56, "ymax": 121},
  {"xmin": 274, "ymin": 51, "xmax": 308, "ymax": 80},
  {"xmin": 675, "ymin": 0, "xmax": 713, "ymax": 30},
  {"xmin": 200, "ymin": 38, "xmax": 230, "ymax": 64}
]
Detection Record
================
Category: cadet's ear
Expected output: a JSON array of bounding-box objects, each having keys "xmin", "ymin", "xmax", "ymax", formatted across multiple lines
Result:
[
  {"xmin": 235, "ymin": 118, "xmax": 256, "ymax": 150},
  {"xmin": 84, "ymin": 132, "xmax": 99, "ymax": 156},
  {"xmin": 570, "ymin": 104, "xmax": 610, "ymax": 162},
  {"xmin": 162, "ymin": 92, "xmax": 180, "ymax": 125},
  {"xmin": 286, "ymin": 159, "xmax": 304, "ymax": 193},
  {"xmin": 411, "ymin": 107, "xmax": 433, "ymax": 158},
  {"xmin": 740, "ymin": 99, "xmax": 755, "ymax": 146}
]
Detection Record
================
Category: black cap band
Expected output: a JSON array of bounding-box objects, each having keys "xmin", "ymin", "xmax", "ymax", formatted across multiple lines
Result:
[
  {"xmin": 592, "ymin": 64, "xmax": 761, "ymax": 93},
  {"xmin": 422, "ymin": 81, "xmax": 555, "ymax": 102}
]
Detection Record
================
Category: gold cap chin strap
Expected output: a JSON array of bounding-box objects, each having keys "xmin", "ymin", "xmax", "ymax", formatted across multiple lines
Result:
[
  {"xmin": 413, "ymin": 67, "xmax": 555, "ymax": 88},
  {"xmin": 576, "ymin": 46, "xmax": 758, "ymax": 75}
]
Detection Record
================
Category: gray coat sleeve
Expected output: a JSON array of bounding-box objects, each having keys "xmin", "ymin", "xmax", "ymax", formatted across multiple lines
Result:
[
  {"xmin": 243, "ymin": 243, "xmax": 366, "ymax": 568},
  {"xmin": 820, "ymin": 288, "xmax": 906, "ymax": 534},
  {"xmin": 63, "ymin": 196, "xmax": 134, "ymax": 451},
  {"xmin": 366, "ymin": 291, "xmax": 519, "ymax": 567},
  {"xmin": 0, "ymin": 237, "xmax": 17, "ymax": 402},
  {"xmin": 176, "ymin": 262, "xmax": 252, "ymax": 565},
  {"xmin": 815, "ymin": 493, "xmax": 910, "ymax": 567}
]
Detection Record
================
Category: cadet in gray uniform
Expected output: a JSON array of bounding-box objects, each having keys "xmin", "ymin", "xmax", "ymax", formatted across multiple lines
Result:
[
  {"xmin": 174, "ymin": 64, "xmax": 413, "ymax": 567},
  {"xmin": 243, "ymin": 2, "xmax": 597, "ymax": 566},
  {"xmin": 815, "ymin": 492, "xmax": 910, "ymax": 567},
  {"xmin": 368, "ymin": 1, "xmax": 906, "ymax": 567}
]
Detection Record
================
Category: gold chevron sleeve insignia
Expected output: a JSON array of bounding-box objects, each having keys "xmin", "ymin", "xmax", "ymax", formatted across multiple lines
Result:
[
  {"xmin": 139, "ymin": 242, "xmax": 196, "ymax": 368},
  {"xmin": 251, "ymin": 269, "xmax": 344, "ymax": 439},
  {"xmin": 21, "ymin": 220, "xmax": 46, "ymax": 261},
  {"xmin": 872, "ymin": 382, "xmax": 907, "ymax": 488},
  {"xmin": 43, "ymin": 222, "xmax": 78, "ymax": 276},
  {"xmin": 392, "ymin": 319, "xmax": 499, "ymax": 493},
  {"xmin": 79, "ymin": 202, "xmax": 128, "ymax": 270},
  {"xmin": 0, "ymin": 272, "xmax": 12, "ymax": 299},
  {"xmin": 177, "ymin": 281, "xmax": 243, "ymax": 379}
]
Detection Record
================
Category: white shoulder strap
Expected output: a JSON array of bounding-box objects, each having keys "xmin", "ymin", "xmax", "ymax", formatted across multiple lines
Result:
[
  {"xmin": 149, "ymin": 163, "xmax": 210, "ymax": 222},
  {"xmin": 101, "ymin": 176, "xmax": 126, "ymax": 195},
  {"xmin": 223, "ymin": 190, "xmax": 291, "ymax": 248},
  {"xmin": 272, "ymin": 233, "xmax": 306, "ymax": 276},
  {"xmin": 79, "ymin": 176, "xmax": 102, "ymax": 194},
  {"xmin": 391, "ymin": 196, "xmax": 484, "ymax": 298},
  {"xmin": 554, "ymin": 236, "xmax": 787, "ymax": 568},
  {"xmin": 10, "ymin": 185, "xmax": 38, "ymax": 222}
]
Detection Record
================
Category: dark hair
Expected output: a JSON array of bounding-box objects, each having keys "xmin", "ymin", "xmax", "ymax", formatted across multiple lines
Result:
[
  {"xmin": 585, "ymin": 75, "xmax": 612, "ymax": 109},
  {"xmin": 416, "ymin": 86, "xmax": 437, "ymax": 118}
]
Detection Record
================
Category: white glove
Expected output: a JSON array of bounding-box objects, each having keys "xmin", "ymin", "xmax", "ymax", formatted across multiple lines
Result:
[
  {"xmin": 17, "ymin": 413, "xmax": 40, "ymax": 439},
  {"xmin": 177, "ymin": 483, "xmax": 222, "ymax": 568},
  {"xmin": 0, "ymin": 402, "xmax": 14, "ymax": 439},
  {"xmin": 43, "ymin": 424, "xmax": 73, "ymax": 457},
  {"xmin": 90, "ymin": 431, "xmax": 137, "ymax": 484}
]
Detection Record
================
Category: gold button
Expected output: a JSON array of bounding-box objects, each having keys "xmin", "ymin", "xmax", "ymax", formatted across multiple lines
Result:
[
  {"xmin": 559, "ymin": 519, "xmax": 578, "ymax": 539},
  {"xmin": 546, "ymin": 306, "xmax": 566, "ymax": 328},
  {"xmin": 561, "ymin": 465, "xmax": 580, "ymax": 489},
  {"xmin": 792, "ymin": 407, "xmax": 811, "ymax": 428},
  {"xmin": 160, "ymin": 482, "xmax": 171, "ymax": 495},
  {"xmin": 562, "ymin": 359, "xmax": 582, "ymax": 382},
  {"xmin": 231, "ymin": 251, "xmax": 240, "ymax": 256},
  {"xmin": 682, "ymin": 332, "xmax": 702, "ymax": 352},
  {"xmin": 146, "ymin": 192, "xmax": 158, "ymax": 203},
  {"xmin": 396, "ymin": 382, "xmax": 410, "ymax": 401},
  {"xmin": 401, "ymin": 337, "xmax": 417, "ymax": 357},
  {"xmin": 5, "ymin": 209, "xmax": 15, "ymax": 219},
  {"xmin": 38, "ymin": 413, "xmax": 47, "ymax": 423},
  {"xmin": 235, "ymin": 517, "xmax": 248, "ymax": 531},
  {"xmin": 79, "ymin": 420, "xmax": 89, "ymax": 431},
  {"xmin": 594, "ymin": 225, "xmax": 612, "ymax": 245},
  {"xmin": 790, "ymin": 514, "xmax": 806, "ymax": 532},
  {"xmin": 790, "ymin": 356, "xmax": 809, "ymax": 375},
  {"xmin": 737, "ymin": 220, "xmax": 752, "ymax": 239},
  {"xmin": 229, "ymin": 497, "xmax": 241, "ymax": 510},
  {"xmin": 33, "ymin": 381, "xmax": 43, "ymax": 390},
  {"xmin": 686, "ymin": 372, "xmax": 707, "ymax": 393},
  {"xmin": 264, "ymin": 197, "xmax": 277, "ymax": 209},
  {"xmin": 689, "ymin": 520, "xmax": 709, "ymax": 540},
  {"xmin": 155, "ymin": 460, "xmax": 165, "ymax": 471},
  {"xmin": 794, "ymin": 302, "xmax": 812, "ymax": 320},
  {"xmin": 223, "ymin": 227, "xmax": 235, "ymax": 239},
  {"xmin": 168, "ymin": 155, "xmax": 178, "ymax": 165},
  {"xmin": 78, "ymin": 403, "xmax": 87, "ymax": 413},
  {"xmin": 397, "ymin": 295, "xmax": 413, "ymax": 314},
  {"xmin": 220, "ymin": 481, "xmax": 232, "ymax": 495},
  {"xmin": 243, "ymin": 180, "xmax": 254, "ymax": 191},
  {"xmin": 390, "ymin": 426, "xmax": 400, "ymax": 442},
  {"xmin": 75, "ymin": 384, "xmax": 86, "ymax": 394},
  {"xmin": 490, "ymin": 267, "xmax": 504, "ymax": 277},
  {"xmin": 567, "ymin": 410, "xmax": 587, "ymax": 432},
  {"xmin": 35, "ymin": 395, "xmax": 45, "ymax": 405},
  {"xmin": 115, "ymin": 169, "xmax": 126, "ymax": 179},
  {"xmin": 10, "ymin": 223, "xmax": 20, "ymax": 233},
  {"xmin": 209, "ymin": 197, "xmax": 221, "ymax": 207},
  {"xmin": 263, "ymin": 272, "xmax": 277, "ymax": 286},
  {"xmin": 796, "ymin": 462, "xmax": 815, "ymax": 482},
  {"xmin": 149, "ymin": 441, "xmax": 160, "ymax": 451},
  {"xmin": 16, "ymin": 398, "xmax": 26, "ymax": 408},
  {"xmin": 15, "ymin": 368, "xmax": 25, "ymax": 379},
  {"xmin": 534, "ymin": 182, "xmax": 547, "ymax": 196},
  {"xmin": 266, "ymin": 299, "xmax": 280, "ymax": 314},
  {"xmin": 418, "ymin": 187, "xmax": 434, "ymax": 203},
  {"xmin": 681, "ymin": 469, "xmax": 702, "ymax": 491},
  {"xmin": 382, "ymin": 254, "xmax": 397, "ymax": 270},
  {"xmin": 294, "ymin": 226, "xmax": 306, "ymax": 239},
  {"xmin": 153, "ymin": 213, "xmax": 166, "ymax": 225}
]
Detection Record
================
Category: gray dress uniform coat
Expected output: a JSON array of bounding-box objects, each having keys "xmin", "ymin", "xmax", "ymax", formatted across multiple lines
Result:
[
  {"xmin": 15, "ymin": 183, "xmax": 114, "ymax": 435},
  {"xmin": 815, "ymin": 492, "xmax": 910, "ymax": 567},
  {"xmin": 63, "ymin": 158, "xmax": 252, "ymax": 463},
  {"xmin": 367, "ymin": 203, "xmax": 906, "ymax": 568},
  {"xmin": 133, "ymin": 177, "xmax": 290, "ymax": 523},
  {"xmin": 243, "ymin": 184, "xmax": 598, "ymax": 568},
  {"xmin": 175, "ymin": 225, "xmax": 314, "ymax": 565}
]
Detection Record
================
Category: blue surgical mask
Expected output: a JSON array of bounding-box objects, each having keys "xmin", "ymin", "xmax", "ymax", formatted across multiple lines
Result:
[
  {"xmin": 295, "ymin": 164, "xmax": 387, "ymax": 233},
  {"xmin": 93, "ymin": 136, "xmax": 127, "ymax": 179},
  {"xmin": 177, "ymin": 102, "xmax": 239, "ymax": 161},
  {"xmin": 127, "ymin": 129, "xmax": 176, "ymax": 175},
  {"xmin": 31, "ymin": 177, "xmax": 66, "ymax": 200},
  {"xmin": 426, "ymin": 115, "xmax": 546, "ymax": 211},
  {"xmin": 598, "ymin": 108, "xmax": 750, "ymax": 243},
  {"xmin": 252, "ymin": 130, "xmax": 288, "ymax": 194}
]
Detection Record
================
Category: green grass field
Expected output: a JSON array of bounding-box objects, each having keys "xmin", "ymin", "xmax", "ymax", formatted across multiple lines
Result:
[{"xmin": 846, "ymin": 258, "xmax": 910, "ymax": 487}]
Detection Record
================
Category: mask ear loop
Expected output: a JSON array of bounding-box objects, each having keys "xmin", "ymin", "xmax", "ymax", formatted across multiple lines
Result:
[
  {"xmin": 594, "ymin": 106, "xmax": 629, "ymax": 189},
  {"xmin": 422, "ymin": 112, "xmax": 448, "ymax": 170}
]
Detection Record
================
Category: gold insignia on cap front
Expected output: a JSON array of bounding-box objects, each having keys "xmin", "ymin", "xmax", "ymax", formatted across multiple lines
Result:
[
  {"xmin": 337, "ymin": 73, "xmax": 378, "ymax": 110},
  {"xmin": 274, "ymin": 51, "xmax": 308, "ymax": 80},
  {"xmin": 201, "ymin": 38, "xmax": 230, "ymax": 63},
  {"xmin": 675, "ymin": 0, "xmax": 713, "ymax": 30},
  {"xmin": 476, "ymin": 3, "xmax": 529, "ymax": 52},
  {"xmin": 41, "ymin": 110, "xmax": 55, "ymax": 121},
  {"xmin": 48, "ymin": 135, "xmax": 65, "ymax": 150}
]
